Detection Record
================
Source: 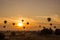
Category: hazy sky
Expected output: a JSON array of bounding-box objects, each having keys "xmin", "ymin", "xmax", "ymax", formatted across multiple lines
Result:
[
  {"xmin": 0, "ymin": 0, "xmax": 60, "ymax": 31},
  {"xmin": 0, "ymin": 0, "xmax": 60, "ymax": 17}
]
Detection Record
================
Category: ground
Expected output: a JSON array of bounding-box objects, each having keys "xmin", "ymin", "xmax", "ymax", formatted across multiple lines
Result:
[{"xmin": 0, "ymin": 31, "xmax": 60, "ymax": 40}]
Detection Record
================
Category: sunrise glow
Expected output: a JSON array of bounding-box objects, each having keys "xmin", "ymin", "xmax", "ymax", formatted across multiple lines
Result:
[{"xmin": 17, "ymin": 22, "xmax": 23, "ymax": 27}]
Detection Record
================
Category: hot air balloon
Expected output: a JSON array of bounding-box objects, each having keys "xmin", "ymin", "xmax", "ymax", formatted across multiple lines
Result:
[
  {"xmin": 4, "ymin": 20, "xmax": 7, "ymax": 24},
  {"xmin": 26, "ymin": 22, "xmax": 29, "ymax": 25},
  {"xmin": 47, "ymin": 18, "xmax": 51, "ymax": 22},
  {"xmin": 12, "ymin": 23, "xmax": 15, "ymax": 26},
  {"xmin": 21, "ymin": 19, "xmax": 24, "ymax": 22}
]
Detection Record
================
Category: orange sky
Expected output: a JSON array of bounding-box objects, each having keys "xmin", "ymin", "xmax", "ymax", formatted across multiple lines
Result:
[
  {"xmin": 0, "ymin": 16, "xmax": 60, "ymax": 31},
  {"xmin": 0, "ymin": 0, "xmax": 60, "ymax": 31}
]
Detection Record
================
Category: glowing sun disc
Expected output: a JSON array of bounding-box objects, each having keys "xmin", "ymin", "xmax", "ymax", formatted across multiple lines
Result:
[{"xmin": 17, "ymin": 23, "xmax": 23, "ymax": 27}]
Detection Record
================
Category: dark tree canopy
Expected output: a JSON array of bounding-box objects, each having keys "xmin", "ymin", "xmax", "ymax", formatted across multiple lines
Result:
[
  {"xmin": 0, "ymin": 32, "xmax": 5, "ymax": 40},
  {"xmin": 11, "ymin": 32, "xmax": 16, "ymax": 36},
  {"xmin": 55, "ymin": 29, "xmax": 60, "ymax": 35},
  {"xmin": 43, "ymin": 26, "xmax": 46, "ymax": 29},
  {"xmin": 41, "ymin": 28, "xmax": 53, "ymax": 35}
]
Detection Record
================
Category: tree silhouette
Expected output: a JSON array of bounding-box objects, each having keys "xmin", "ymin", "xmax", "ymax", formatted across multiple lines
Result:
[
  {"xmin": 43, "ymin": 26, "xmax": 46, "ymax": 29},
  {"xmin": 41, "ymin": 27, "xmax": 53, "ymax": 35},
  {"xmin": 55, "ymin": 29, "xmax": 60, "ymax": 35},
  {"xmin": 11, "ymin": 31, "xmax": 16, "ymax": 36},
  {"xmin": 47, "ymin": 17, "xmax": 51, "ymax": 22},
  {"xmin": 49, "ymin": 28, "xmax": 53, "ymax": 34},
  {"xmin": 0, "ymin": 32, "xmax": 5, "ymax": 40}
]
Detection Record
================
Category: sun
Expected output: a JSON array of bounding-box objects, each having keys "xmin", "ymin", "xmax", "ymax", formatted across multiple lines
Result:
[{"xmin": 17, "ymin": 22, "xmax": 23, "ymax": 27}]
